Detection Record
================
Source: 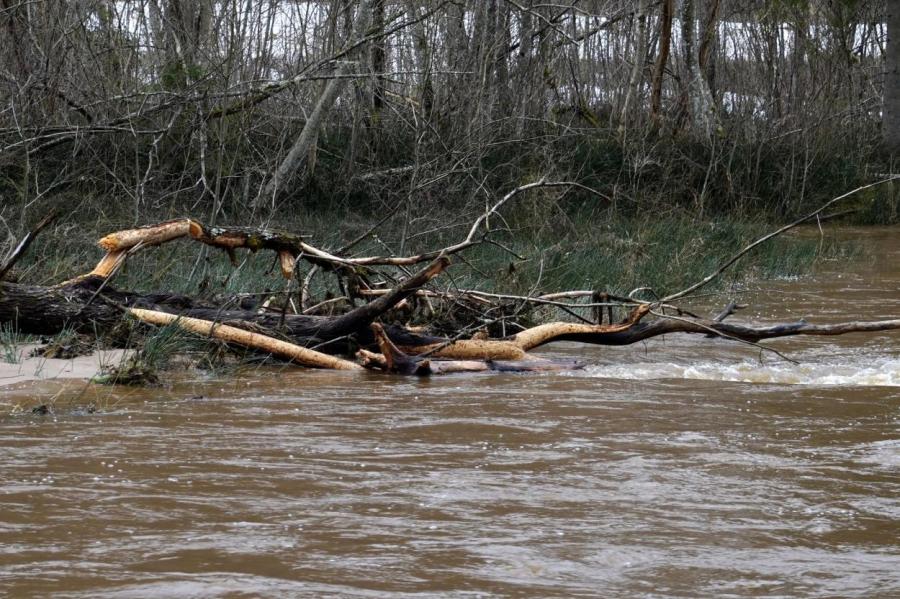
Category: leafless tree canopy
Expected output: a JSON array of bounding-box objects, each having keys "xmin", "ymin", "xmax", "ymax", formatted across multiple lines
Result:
[{"xmin": 0, "ymin": 0, "xmax": 890, "ymax": 223}]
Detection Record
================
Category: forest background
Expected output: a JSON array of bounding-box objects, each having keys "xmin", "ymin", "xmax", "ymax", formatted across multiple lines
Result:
[{"xmin": 1, "ymin": 0, "xmax": 898, "ymax": 298}]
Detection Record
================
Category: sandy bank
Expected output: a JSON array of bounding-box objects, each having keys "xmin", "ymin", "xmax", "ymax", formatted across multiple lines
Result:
[{"xmin": 0, "ymin": 346, "xmax": 129, "ymax": 389}]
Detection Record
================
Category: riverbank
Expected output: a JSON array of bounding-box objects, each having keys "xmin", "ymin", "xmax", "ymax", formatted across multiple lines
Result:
[{"xmin": 0, "ymin": 346, "xmax": 129, "ymax": 389}]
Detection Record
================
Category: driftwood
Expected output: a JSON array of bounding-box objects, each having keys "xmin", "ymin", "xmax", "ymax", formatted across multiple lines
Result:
[
  {"xmin": 129, "ymin": 308, "xmax": 362, "ymax": 371},
  {"xmin": 2, "ymin": 180, "xmax": 900, "ymax": 377}
]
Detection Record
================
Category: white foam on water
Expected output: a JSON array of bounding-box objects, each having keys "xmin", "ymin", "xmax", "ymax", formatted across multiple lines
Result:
[{"xmin": 579, "ymin": 357, "xmax": 900, "ymax": 387}]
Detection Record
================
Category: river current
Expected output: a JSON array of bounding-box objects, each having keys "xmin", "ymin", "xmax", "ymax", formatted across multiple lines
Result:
[{"xmin": 1, "ymin": 228, "xmax": 898, "ymax": 597}]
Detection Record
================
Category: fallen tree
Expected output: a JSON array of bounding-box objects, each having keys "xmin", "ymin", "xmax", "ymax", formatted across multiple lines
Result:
[{"xmin": 1, "ymin": 180, "xmax": 899, "ymax": 377}]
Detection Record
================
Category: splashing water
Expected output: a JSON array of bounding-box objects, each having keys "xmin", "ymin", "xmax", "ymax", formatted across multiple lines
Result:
[{"xmin": 580, "ymin": 356, "xmax": 900, "ymax": 386}]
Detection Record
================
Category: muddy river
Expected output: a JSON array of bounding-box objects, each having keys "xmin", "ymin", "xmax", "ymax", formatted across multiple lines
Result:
[{"xmin": 1, "ymin": 228, "xmax": 898, "ymax": 597}]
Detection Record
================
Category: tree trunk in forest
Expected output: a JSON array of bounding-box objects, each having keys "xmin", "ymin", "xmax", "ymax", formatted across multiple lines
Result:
[
  {"xmin": 650, "ymin": 0, "xmax": 674, "ymax": 123},
  {"xmin": 680, "ymin": 0, "xmax": 717, "ymax": 137},
  {"xmin": 255, "ymin": 1, "xmax": 373, "ymax": 209},
  {"xmin": 885, "ymin": 0, "xmax": 900, "ymax": 154},
  {"xmin": 619, "ymin": 0, "xmax": 650, "ymax": 134},
  {"xmin": 370, "ymin": 0, "xmax": 386, "ymax": 121},
  {"xmin": 406, "ymin": 0, "xmax": 434, "ymax": 119},
  {"xmin": 698, "ymin": 0, "xmax": 721, "ymax": 100}
]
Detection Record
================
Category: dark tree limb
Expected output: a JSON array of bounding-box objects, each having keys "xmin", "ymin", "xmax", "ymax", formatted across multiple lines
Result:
[{"xmin": 0, "ymin": 211, "xmax": 57, "ymax": 283}]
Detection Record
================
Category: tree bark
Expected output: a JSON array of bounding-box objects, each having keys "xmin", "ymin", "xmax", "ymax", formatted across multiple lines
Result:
[
  {"xmin": 680, "ymin": 0, "xmax": 717, "ymax": 137},
  {"xmin": 650, "ymin": 0, "xmax": 674, "ymax": 122},
  {"xmin": 619, "ymin": 0, "xmax": 650, "ymax": 133}
]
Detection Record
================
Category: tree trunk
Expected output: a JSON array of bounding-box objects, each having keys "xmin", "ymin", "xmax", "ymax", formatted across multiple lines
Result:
[
  {"xmin": 650, "ymin": 0, "xmax": 674, "ymax": 123},
  {"xmin": 698, "ymin": 0, "xmax": 721, "ymax": 100},
  {"xmin": 619, "ymin": 0, "xmax": 650, "ymax": 134},
  {"xmin": 255, "ymin": 1, "xmax": 373, "ymax": 209},
  {"xmin": 680, "ymin": 0, "xmax": 717, "ymax": 137},
  {"xmin": 370, "ymin": 0, "xmax": 386, "ymax": 121}
]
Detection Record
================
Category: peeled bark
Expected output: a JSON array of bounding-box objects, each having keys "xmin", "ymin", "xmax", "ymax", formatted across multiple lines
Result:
[
  {"xmin": 98, "ymin": 219, "xmax": 193, "ymax": 251},
  {"xmin": 129, "ymin": 308, "xmax": 363, "ymax": 370},
  {"xmin": 3, "ymin": 209, "xmax": 900, "ymax": 376}
]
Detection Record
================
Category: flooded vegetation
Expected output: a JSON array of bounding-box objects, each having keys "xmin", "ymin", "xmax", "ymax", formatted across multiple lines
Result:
[{"xmin": 1, "ymin": 228, "xmax": 897, "ymax": 597}]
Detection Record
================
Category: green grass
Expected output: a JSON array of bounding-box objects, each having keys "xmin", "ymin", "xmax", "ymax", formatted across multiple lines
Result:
[
  {"xmin": 422, "ymin": 215, "xmax": 854, "ymax": 298},
  {"xmin": 6, "ymin": 205, "xmax": 857, "ymax": 328},
  {"xmin": 0, "ymin": 322, "xmax": 26, "ymax": 364}
]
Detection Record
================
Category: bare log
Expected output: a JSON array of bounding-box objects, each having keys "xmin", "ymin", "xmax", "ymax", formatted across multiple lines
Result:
[
  {"xmin": 128, "ymin": 308, "xmax": 363, "ymax": 371},
  {"xmin": 401, "ymin": 303, "xmax": 651, "ymax": 360},
  {"xmin": 566, "ymin": 316, "xmax": 900, "ymax": 346},
  {"xmin": 510, "ymin": 304, "xmax": 651, "ymax": 350},
  {"xmin": 187, "ymin": 221, "xmax": 308, "ymax": 254},
  {"xmin": 89, "ymin": 251, "xmax": 126, "ymax": 278},
  {"xmin": 98, "ymin": 219, "xmax": 192, "ymax": 251},
  {"xmin": 361, "ymin": 324, "xmax": 582, "ymax": 375},
  {"xmin": 2, "ymin": 274, "xmax": 900, "ymax": 376}
]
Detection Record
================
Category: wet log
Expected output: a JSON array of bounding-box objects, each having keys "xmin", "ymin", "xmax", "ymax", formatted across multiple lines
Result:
[
  {"xmin": 129, "ymin": 308, "xmax": 362, "ymax": 370},
  {"xmin": 562, "ymin": 316, "xmax": 900, "ymax": 345},
  {"xmin": 3, "ymin": 276, "xmax": 900, "ymax": 356},
  {"xmin": 0, "ymin": 280, "xmax": 122, "ymax": 335},
  {"xmin": 398, "ymin": 303, "xmax": 651, "ymax": 360},
  {"xmin": 360, "ymin": 324, "xmax": 583, "ymax": 375}
]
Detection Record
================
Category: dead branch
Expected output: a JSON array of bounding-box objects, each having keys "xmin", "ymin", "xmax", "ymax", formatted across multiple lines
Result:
[
  {"xmin": 0, "ymin": 211, "xmax": 57, "ymax": 283},
  {"xmin": 663, "ymin": 177, "xmax": 900, "ymax": 302}
]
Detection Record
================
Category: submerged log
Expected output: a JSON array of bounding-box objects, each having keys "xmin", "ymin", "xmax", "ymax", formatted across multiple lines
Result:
[{"xmin": 3, "ymin": 276, "xmax": 899, "ymax": 366}]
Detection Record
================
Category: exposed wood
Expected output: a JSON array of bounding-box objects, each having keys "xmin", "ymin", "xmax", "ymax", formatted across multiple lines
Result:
[
  {"xmin": 403, "ymin": 339, "xmax": 527, "ymax": 360},
  {"xmin": 188, "ymin": 221, "xmax": 307, "ymax": 254},
  {"xmin": 361, "ymin": 323, "xmax": 583, "ymax": 375},
  {"xmin": 97, "ymin": 219, "xmax": 192, "ymax": 251},
  {"xmin": 1, "ymin": 188, "xmax": 899, "ymax": 378},
  {"xmin": 89, "ymin": 251, "xmax": 126, "ymax": 278},
  {"xmin": 510, "ymin": 304, "xmax": 651, "ymax": 350},
  {"xmin": 128, "ymin": 308, "xmax": 363, "ymax": 371}
]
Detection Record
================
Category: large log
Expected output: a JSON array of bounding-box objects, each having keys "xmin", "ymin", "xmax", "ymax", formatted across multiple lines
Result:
[
  {"xmin": 2, "ymin": 217, "xmax": 899, "ymax": 373},
  {"xmin": 129, "ymin": 308, "xmax": 362, "ymax": 370},
  {"xmin": 4, "ymin": 277, "xmax": 898, "ymax": 360}
]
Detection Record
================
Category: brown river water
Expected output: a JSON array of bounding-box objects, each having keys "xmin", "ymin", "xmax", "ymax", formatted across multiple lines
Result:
[{"xmin": 1, "ymin": 228, "xmax": 899, "ymax": 598}]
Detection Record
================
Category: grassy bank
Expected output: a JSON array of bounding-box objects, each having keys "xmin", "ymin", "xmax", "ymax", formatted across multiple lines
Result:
[
  {"xmin": 0, "ymin": 204, "xmax": 860, "ymax": 404},
  {"xmin": 10, "ymin": 206, "xmax": 853, "ymax": 305}
]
